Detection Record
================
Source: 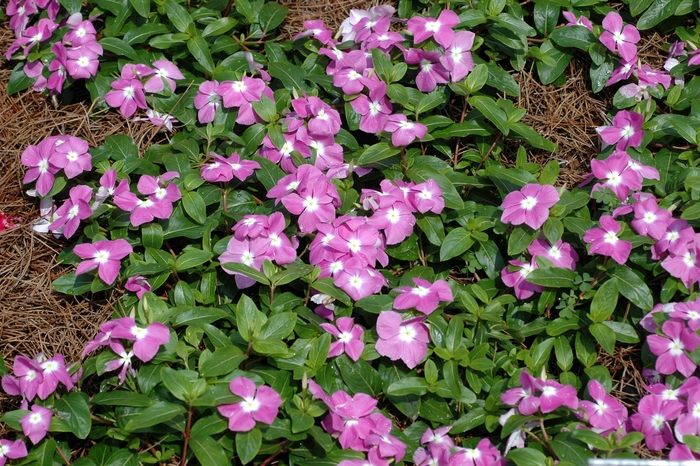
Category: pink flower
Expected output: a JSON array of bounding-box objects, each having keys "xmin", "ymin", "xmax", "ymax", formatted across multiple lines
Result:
[
  {"xmin": 103, "ymin": 341, "xmax": 136, "ymax": 385},
  {"xmin": 217, "ymin": 377, "xmax": 282, "ymax": 432},
  {"xmin": 125, "ymin": 275, "xmax": 151, "ymax": 299},
  {"xmin": 219, "ymin": 237, "xmax": 272, "ymax": 289},
  {"xmin": 114, "ymin": 173, "xmax": 181, "ymax": 227},
  {"xmin": 629, "ymin": 394, "xmax": 683, "ymax": 450},
  {"xmin": 51, "ymin": 135, "xmax": 92, "ymax": 178},
  {"xmin": 420, "ymin": 426, "xmax": 454, "ymax": 451},
  {"xmin": 21, "ymin": 139, "xmax": 60, "ymax": 197},
  {"xmin": 350, "ymin": 80, "xmax": 392, "ymax": 134},
  {"xmin": 375, "ymin": 311, "xmax": 429, "ymax": 369},
  {"xmin": 0, "ymin": 439, "xmax": 28, "ymax": 465},
  {"xmin": 501, "ymin": 258, "xmax": 545, "ymax": 300},
  {"xmin": 334, "ymin": 261, "xmax": 387, "ymax": 301},
  {"xmin": 583, "ymin": 215, "xmax": 631, "ymax": 265},
  {"xmin": 597, "ymin": 110, "xmax": 644, "ymax": 151},
  {"xmin": 647, "ymin": 319, "xmax": 700, "ymax": 377},
  {"xmin": 1, "ymin": 355, "xmax": 43, "ymax": 401},
  {"xmin": 294, "ymin": 19, "xmax": 333, "ymax": 45},
  {"xmin": 408, "ymin": 180, "xmax": 444, "ymax": 214},
  {"xmin": 105, "ymin": 78, "xmax": 148, "ymax": 118},
  {"xmin": 48, "ymin": 185, "xmax": 93, "ymax": 238},
  {"xmin": 652, "ymin": 219, "xmax": 696, "ymax": 260},
  {"xmin": 74, "ymin": 238, "xmax": 133, "ymax": 285},
  {"xmin": 562, "ymin": 11, "xmax": 593, "ymax": 30},
  {"xmin": 65, "ymin": 45, "xmax": 100, "ymax": 79},
  {"xmin": 194, "ymin": 80, "xmax": 221, "ymax": 123},
  {"xmin": 606, "ymin": 59, "xmax": 637, "ymax": 87},
  {"xmin": 20, "ymin": 404, "xmax": 52, "ymax": 444},
  {"xmin": 579, "ymin": 379, "xmax": 627, "ymax": 433},
  {"xmin": 134, "ymin": 109, "xmax": 178, "ymax": 131},
  {"xmin": 281, "ymin": 178, "xmax": 339, "ymax": 233},
  {"xmin": 110, "ymin": 317, "xmax": 171, "ymax": 362},
  {"xmin": 393, "ymin": 278, "xmax": 453, "ymax": 314},
  {"xmin": 590, "ymin": 152, "xmax": 642, "ymax": 201},
  {"xmin": 217, "ymin": 76, "xmax": 266, "ymax": 108},
  {"xmin": 537, "ymin": 379, "xmax": 579, "ymax": 413},
  {"xmin": 406, "ymin": 9, "xmax": 460, "ymax": 48},
  {"xmin": 383, "ymin": 114, "xmax": 427, "ymax": 147},
  {"xmin": 440, "ymin": 31, "xmax": 475, "ymax": 82},
  {"xmin": 367, "ymin": 202, "xmax": 415, "ymax": 245},
  {"xmin": 599, "ymin": 11, "xmax": 640, "ymax": 62},
  {"xmin": 527, "ymin": 239, "xmax": 578, "ymax": 270},
  {"xmin": 201, "ymin": 152, "xmax": 259, "ymax": 183},
  {"xmin": 674, "ymin": 390, "xmax": 700, "ymax": 439},
  {"xmin": 500, "ymin": 183, "xmax": 559, "ymax": 230},
  {"xmin": 501, "ymin": 371, "xmax": 541, "ymax": 415},
  {"xmin": 404, "ymin": 49, "xmax": 449, "ymax": 92},
  {"xmin": 320, "ymin": 317, "xmax": 365, "ymax": 361},
  {"xmin": 144, "ymin": 60, "xmax": 184, "ymax": 93},
  {"xmin": 631, "ymin": 197, "xmax": 671, "ymax": 240},
  {"xmin": 449, "ymin": 438, "xmax": 505, "ymax": 466},
  {"xmin": 36, "ymin": 354, "xmax": 74, "ymax": 400}
]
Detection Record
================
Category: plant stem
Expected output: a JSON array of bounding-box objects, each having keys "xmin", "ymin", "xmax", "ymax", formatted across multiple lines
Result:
[
  {"xmin": 52, "ymin": 437, "xmax": 72, "ymax": 465},
  {"xmin": 539, "ymin": 417, "xmax": 558, "ymax": 460},
  {"xmin": 181, "ymin": 408, "xmax": 193, "ymax": 466}
]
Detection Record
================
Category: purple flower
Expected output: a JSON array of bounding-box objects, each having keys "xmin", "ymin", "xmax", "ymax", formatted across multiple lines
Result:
[
  {"xmin": 48, "ymin": 185, "xmax": 92, "ymax": 238},
  {"xmin": 74, "ymin": 239, "xmax": 133, "ymax": 285},
  {"xmin": 194, "ymin": 80, "xmax": 221, "ymax": 124},
  {"xmin": 20, "ymin": 404, "xmax": 52, "ymax": 444},
  {"xmin": 652, "ymin": 219, "xmax": 696, "ymax": 260},
  {"xmin": 383, "ymin": 114, "xmax": 427, "ymax": 147},
  {"xmin": 404, "ymin": 49, "xmax": 449, "ymax": 93},
  {"xmin": 51, "ymin": 135, "xmax": 92, "ymax": 178},
  {"xmin": 7, "ymin": 0, "xmax": 37, "ymax": 37},
  {"xmin": 334, "ymin": 261, "xmax": 387, "ymax": 301},
  {"xmin": 109, "ymin": 316, "xmax": 171, "ymax": 362},
  {"xmin": 320, "ymin": 317, "xmax": 365, "ymax": 361},
  {"xmin": 562, "ymin": 11, "xmax": 593, "ymax": 30},
  {"xmin": 105, "ymin": 78, "xmax": 148, "ymax": 118},
  {"xmin": 408, "ymin": 180, "xmax": 444, "ymax": 214},
  {"xmin": 406, "ymin": 9, "xmax": 460, "ymax": 48},
  {"xmin": 65, "ymin": 45, "xmax": 100, "ymax": 79},
  {"xmin": 606, "ymin": 59, "xmax": 637, "ymax": 87},
  {"xmin": 294, "ymin": 19, "xmax": 333, "ymax": 45},
  {"xmin": 144, "ymin": 60, "xmax": 184, "ymax": 93},
  {"xmin": 579, "ymin": 379, "xmax": 627, "ymax": 433},
  {"xmin": 501, "ymin": 258, "xmax": 545, "ymax": 300},
  {"xmin": 0, "ymin": 439, "xmax": 28, "ymax": 465},
  {"xmin": 114, "ymin": 174, "xmax": 181, "ymax": 227},
  {"xmin": 590, "ymin": 152, "xmax": 641, "ymax": 201},
  {"xmin": 583, "ymin": 215, "xmax": 631, "ymax": 265},
  {"xmin": 674, "ymin": 390, "xmax": 700, "ymax": 439},
  {"xmin": 217, "ymin": 76, "xmax": 266, "ymax": 108},
  {"xmin": 220, "ymin": 237, "xmax": 272, "ymax": 289},
  {"xmin": 537, "ymin": 379, "xmax": 578, "ymax": 413},
  {"xmin": 597, "ymin": 110, "xmax": 644, "ymax": 151},
  {"xmin": 217, "ymin": 376, "xmax": 282, "ymax": 432},
  {"xmin": 36, "ymin": 354, "xmax": 74, "ymax": 400},
  {"xmin": 281, "ymin": 178, "xmax": 339, "ymax": 234},
  {"xmin": 631, "ymin": 197, "xmax": 671, "ymax": 240},
  {"xmin": 47, "ymin": 42, "xmax": 67, "ymax": 93},
  {"xmin": 103, "ymin": 341, "xmax": 136, "ymax": 385},
  {"xmin": 375, "ymin": 311, "xmax": 429, "ymax": 369},
  {"xmin": 201, "ymin": 152, "xmax": 259, "ymax": 183},
  {"xmin": 21, "ymin": 139, "xmax": 60, "ymax": 197},
  {"xmin": 125, "ymin": 275, "xmax": 152, "ymax": 299},
  {"xmin": 629, "ymin": 394, "xmax": 683, "ymax": 450},
  {"xmin": 413, "ymin": 444, "xmax": 450, "ymax": 466},
  {"xmin": 1, "ymin": 355, "xmax": 43, "ymax": 401},
  {"xmin": 63, "ymin": 18, "xmax": 97, "ymax": 46},
  {"xmin": 647, "ymin": 319, "xmax": 700, "ymax": 377},
  {"xmin": 393, "ymin": 278, "xmax": 453, "ymax": 314},
  {"xmin": 449, "ymin": 438, "xmax": 505, "ymax": 466},
  {"xmin": 527, "ymin": 239, "xmax": 578, "ymax": 270},
  {"xmin": 500, "ymin": 183, "xmax": 559, "ymax": 230},
  {"xmin": 440, "ymin": 31, "xmax": 475, "ymax": 82},
  {"xmin": 599, "ymin": 11, "xmax": 640, "ymax": 62},
  {"xmin": 350, "ymin": 80, "xmax": 393, "ymax": 134}
]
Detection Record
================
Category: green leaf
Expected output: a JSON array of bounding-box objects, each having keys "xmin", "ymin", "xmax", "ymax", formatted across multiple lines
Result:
[
  {"xmin": 371, "ymin": 48, "xmax": 393, "ymax": 83},
  {"xmin": 190, "ymin": 435, "xmax": 230, "ymax": 466},
  {"xmin": 268, "ymin": 61, "xmax": 307, "ymax": 92},
  {"xmin": 631, "ymin": 0, "xmax": 655, "ymax": 14},
  {"xmin": 416, "ymin": 214, "xmax": 445, "ymax": 246},
  {"xmin": 533, "ymin": 2, "xmax": 559, "ymax": 36},
  {"xmin": 603, "ymin": 321, "xmax": 639, "ymax": 344},
  {"xmin": 203, "ymin": 17, "xmax": 237, "ymax": 37},
  {"xmin": 571, "ymin": 429, "xmax": 610, "ymax": 450},
  {"xmin": 123, "ymin": 401, "xmax": 186, "ymax": 431},
  {"xmin": 611, "ymin": 267, "xmax": 654, "ymax": 310},
  {"xmin": 637, "ymin": 0, "xmax": 682, "ymax": 30},
  {"xmin": 509, "ymin": 122, "xmax": 559, "ymax": 151},
  {"xmin": 53, "ymin": 272, "xmax": 93, "ymax": 295},
  {"xmin": 475, "ymin": 240, "xmax": 504, "ymax": 278},
  {"xmin": 99, "ymin": 37, "xmax": 138, "ymax": 60},
  {"xmin": 508, "ymin": 447, "xmax": 547, "ymax": 466},
  {"xmin": 188, "ymin": 36, "xmax": 215, "ymax": 73},
  {"xmin": 357, "ymin": 143, "xmax": 400, "ymax": 165},
  {"xmin": 54, "ymin": 393, "xmax": 92, "ymax": 439},
  {"xmin": 235, "ymin": 0, "xmax": 256, "ymax": 23},
  {"xmin": 526, "ymin": 267, "xmax": 577, "ymax": 288},
  {"xmin": 590, "ymin": 323, "xmax": 616, "ymax": 355},
  {"xmin": 554, "ymin": 335, "xmax": 573, "ymax": 371},
  {"xmin": 440, "ymin": 228, "xmax": 474, "ymax": 261},
  {"xmin": 182, "ymin": 191, "xmax": 207, "ymax": 224},
  {"xmin": 236, "ymin": 428, "xmax": 262, "ymax": 464},
  {"xmin": 91, "ymin": 392, "xmax": 154, "ymax": 407},
  {"xmin": 465, "ymin": 63, "xmax": 489, "ymax": 93},
  {"xmin": 430, "ymin": 120, "xmax": 493, "ymax": 139},
  {"xmin": 252, "ymin": 156, "xmax": 285, "ymax": 191},
  {"xmin": 550, "ymin": 25, "xmax": 596, "ymax": 50},
  {"xmin": 486, "ymin": 165, "xmax": 538, "ymax": 193},
  {"xmin": 258, "ymin": 2, "xmax": 288, "ymax": 32},
  {"xmin": 387, "ymin": 377, "xmax": 429, "ymax": 396},
  {"xmin": 355, "ymin": 294, "xmax": 394, "ymax": 314},
  {"xmin": 552, "ymin": 431, "xmax": 595, "ymax": 465},
  {"xmin": 172, "ymin": 307, "xmax": 231, "ymax": 327},
  {"xmin": 589, "ymin": 279, "xmax": 618, "ymax": 323},
  {"xmin": 543, "ymin": 217, "xmax": 564, "ymax": 244},
  {"xmin": 164, "ymin": 0, "xmax": 194, "ymax": 33},
  {"xmin": 536, "ymin": 39, "xmax": 573, "ymax": 85},
  {"xmin": 590, "ymin": 59, "xmax": 614, "ymax": 94},
  {"xmin": 415, "ymin": 91, "xmax": 446, "ymax": 116},
  {"xmin": 253, "ymin": 338, "xmax": 289, "ymax": 356},
  {"xmin": 310, "ymin": 277, "xmax": 352, "ymax": 306},
  {"xmin": 486, "ymin": 62, "xmax": 520, "ymax": 96},
  {"xmin": 7, "ymin": 63, "xmax": 31, "ymax": 95},
  {"xmin": 175, "ymin": 249, "xmax": 212, "ymax": 271},
  {"xmin": 160, "ymin": 367, "xmax": 191, "ymax": 402},
  {"xmin": 259, "ymin": 312, "xmax": 297, "ymax": 340},
  {"xmin": 507, "ymin": 225, "xmax": 538, "ymax": 256},
  {"xmin": 222, "ymin": 262, "xmax": 270, "ymax": 285},
  {"xmin": 336, "ymin": 355, "xmax": 382, "ymax": 397},
  {"xmin": 468, "ymin": 96, "xmax": 510, "ymax": 135}
]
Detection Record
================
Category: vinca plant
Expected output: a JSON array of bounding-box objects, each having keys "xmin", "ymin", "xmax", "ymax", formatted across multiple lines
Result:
[{"xmin": 4, "ymin": 0, "xmax": 700, "ymax": 464}]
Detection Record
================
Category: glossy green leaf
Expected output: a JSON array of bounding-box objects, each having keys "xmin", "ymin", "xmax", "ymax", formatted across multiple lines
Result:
[
  {"xmin": 54, "ymin": 393, "xmax": 92, "ymax": 439},
  {"xmin": 589, "ymin": 279, "xmax": 618, "ymax": 323},
  {"xmin": 236, "ymin": 428, "xmax": 262, "ymax": 464},
  {"xmin": 123, "ymin": 401, "xmax": 186, "ymax": 431},
  {"xmin": 611, "ymin": 267, "xmax": 654, "ymax": 310}
]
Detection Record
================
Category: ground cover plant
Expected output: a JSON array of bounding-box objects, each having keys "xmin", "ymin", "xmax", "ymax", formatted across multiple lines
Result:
[{"xmin": 4, "ymin": 0, "xmax": 700, "ymax": 464}]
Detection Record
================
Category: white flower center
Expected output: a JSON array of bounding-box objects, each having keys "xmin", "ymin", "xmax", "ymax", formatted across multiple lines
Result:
[
  {"xmin": 329, "ymin": 261, "xmax": 343, "ymax": 274},
  {"xmin": 669, "ymin": 339, "xmax": 685, "ymax": 356},
  {"xmin": 347, "ymin": 238, "xmax": 362, "ymax": 253},
  {"xmin": 94, "ymin": 250, "xmax": 110, "ymax": 263},
  {"xmin": 280, "ymin": 142, "xmax": 294, "ymax": 156},
  {"xmin": 67, "ymin": 205, "xmax": 80, "ymax": 219},
  {"xmin": 622, "ymin": 126, "xmax": 634, "ymax": 139},
  {"xmin": 607, "ymin": 171, "xmax": 621, "ymax": 186},
  {"xmin": 398, "ymin": 325, "xmax": 416, "ymax": 342},
  {"xmin": 420, "ymin": 60, "xmax": 433, "ymax": 73},
  {"xmin": 155, "ymin": 187, "xmax": 167, "ymax": 200},
  {"xmin": 386, "ymin": 208, "xmax": 400, "ymax": 223},
  {"xmin": 693, "ymin": 403, "xmax": 700, "ymax": 418},
  {"xmin": 684, "ymin": 252, "xmax": 696, "ymax": 267},
  {"xmin": 303, "ymin": 196, "xmax": 319, "ymax": 211},
  {"xmin": 316, "ymin": 109, "xmax": 329, "ymax": 121},
  {"xmin": 520, "ymin": 196, "xmax": 537, "ymax": 210},
  {"xmin": 131, "ymin": 326, "xmax": 148, "ymax": 339},
  {"xmin": 339, "ymin": 332, "xmax": 353, "ymax": 343},
  {"xmin": 451, "ymin": 47, "xmax": 462, "ymax": 61},
  {"xmin": 603, "ymin": 231, "xmax": 618, "ymax": 244},
  {"xmin": 241, "ymin": 251, "xmax": 255, "ymax": 266},
  {"xmin": 349, "ymin": 275, "xmax": 363, "ymax": 289},
  {"xmin": 549, "ymin": 246, "xmax": 562, "ymax": 260},
  {"xmin": 241, "ymin": 397, "xmax": 260, "ymax": 412},
  {"xmin": 520, "ymin": 264, "xmax": 535, "ymax": 277},
  {"xmin": 643, "ymin": 212, "xmax": 656, "ymax": 223},
  {"xmin": 667, "ymin": 231, "xmax": 680, "ymax": 242},
  {"xmin": 348, "ymin": 71, "xmax": 361, "ymax": 80},
  {"xmin": 76, "ymin": 27, "xmax": 85, "ymax": 37},
  {"xmin": 269, "ymin": 234, "xmax": 281, "ymax": 247},
  {"xmin": 67, "ymin": 151, "xmax": 79, "ymax": 161},
  {"xmin": 398, "ymin": 120, "xmax": 414, "ymax": 130},
  {"xmin": 412, "ymin": 286, "xmax": 430, "ymax": 297},
  {"xmin": 243, "ymin": 218, "xmax": 256, "ymax": 226},
  {"xmin": 207, "ymin": 93, "xmax": 221, "ymax": 105},
  {"xmin": 155, "ymin": 69, "xmax": 167, "ymax": 78},
  {"xmin": 124, "ymin": 86, "xmax": 135, "ymax": 99},
  {"xmin": 368, "ymin": 102, "xmax": 381, "ymax": 116},
  {"xmin": 77, "ymin": 56, "xmax": 90, "ymax": 67},
  {"xmin": 137, "ymin": 198, "xmax": 154, "ymax": 208},
  {"xmin": 541, "ymin": 386, "xmax": 557, "ymax": 396},
  {"xmin": 29, "ymin": 413, "xmax": 43, "ymax": 424},
  {"xmin": 613, "ymin": 31, "xmax": 624, "ymax": 43},
  {"xmin": 651, "ymin": 413, "xmax": 665, "ymax": 430},
  {"xmin": 26, "ymin": 370, "xmax": 37, "ymax": 381},
  {"xmin": 232, "ymin": 81, "xmax": 246, "ymax": 92},
  {"xmin": 42, "ymin": 361, "xmax": 59, "ymax": 373},
  {"xmin": 0, "ymin": 444, "xmax": 9, "ymax": 456},
  {"xmin": 38, "ymin": 159, "xmax": 49, "ymax": 173},
  {"xmin": 595, "ymin": 402, "xmax": 608, "ymax": 413},
  {"xmin": 662, "ymin": 388, "xmax": 679, "ymax": 400},
  {"xmin": 287, "ymin": 181, "xmax": 300, "ymax": 191},
  {"xmin": 425, "ymin": 20, "xmax": 440, "ymax": 32},
  {"xmin": 465, "ymin": 449, "xmax": 480, "ymax": 459}
]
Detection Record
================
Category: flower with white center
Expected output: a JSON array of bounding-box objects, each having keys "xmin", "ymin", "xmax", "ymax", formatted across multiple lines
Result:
[{"xmin": 520, "ymin": 196, "xmax": 537, "ymax": 210}]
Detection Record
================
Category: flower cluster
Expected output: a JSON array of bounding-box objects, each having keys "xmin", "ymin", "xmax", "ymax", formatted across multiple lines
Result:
[
  {"xmin": 200, "ymin": 152, "xmax": 260, "ymax": 184},
  {"xmin": 413, "ymin": 428, "xmax": 505, "ymax": 466},
  {"xmin": 501, "ymin": 371, "xmax": 579, "ymax": 416},
  {"xmin": 21, "ymin": 134, "xmax": 92, "ymax": 197},
  {"xmin": 113, "ymin": 172, "xmax": 182, "ymax": 227},
  {"xmin": 105, "ymin": 60, "xmax": 184, "ymax": 124},
  {"xmin": 309, "ymin": 380, "xmax": 407, "ymax": 464},
  {"xmin": 82, "ymin": 316, "xmax": 171, "ymax": 384},
  {"xmin": 220, "ymin": 212, "xmax": 298, "ymax": 288}
]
